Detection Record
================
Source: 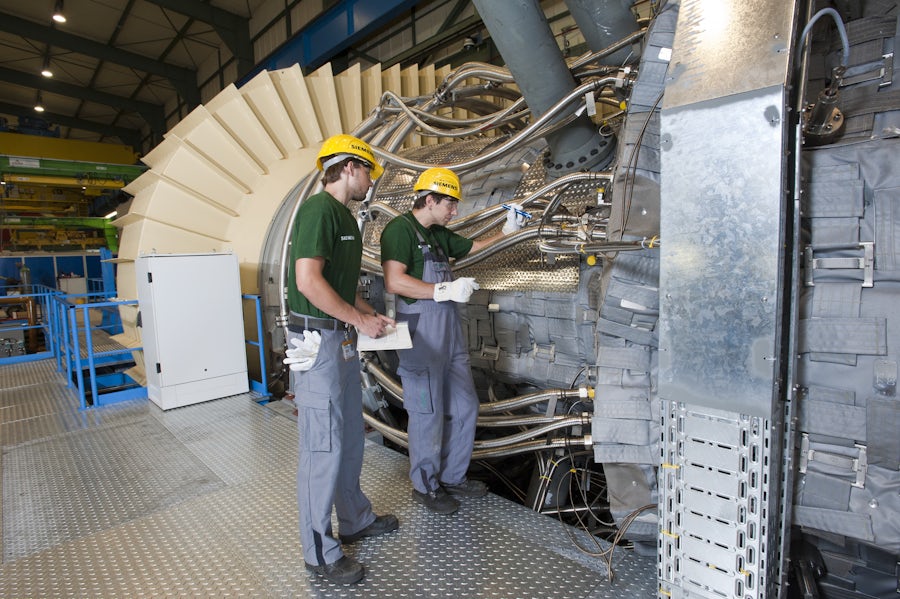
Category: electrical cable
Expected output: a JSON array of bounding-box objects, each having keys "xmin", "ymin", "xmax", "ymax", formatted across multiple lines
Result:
[{"xmin": 798, "ymin": 8, "xmax": 850, "ymax": 68}]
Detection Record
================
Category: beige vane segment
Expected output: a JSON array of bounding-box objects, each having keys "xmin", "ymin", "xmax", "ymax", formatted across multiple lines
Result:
[
  {"xmin": 240, "ymin": 70, "xmax": 304, "ymax": 155},
  {"xmin": 138, "ymin": 136, "xmax": 247, "ymax": 214},
  {"xmin": 205, "ymin": 84, "xmax": 285, "ymax": 169},
  {"xmin": 436, "ymin": 64, "xmax": 452, "ymax": 144},
  {"xmin": 418, "ymin": 64, "xmax": 438, "ymax": 146},
  {"xmin": 401, "ymin": 64, "xmax": 421, "ymax": 148},
  {"xmin": 119, "ymin": 175, "xmax": 233, "ymax": 242},
  {"xmin": 306, "ymin": 63, "xmax": 343, "ymax": 136},
  {"xmin": 270, "ymin": 64, "xmax": 323, "ymax": 147},
  {"xmin": 362, "ymin": 64, "xmax": 384, "ymax": 120},
  {"xmin": 115, "ymin": 220, "xmax": 230, "ymax": 298},
  {"xmin": 383, "ymin": 63, "xmax": 402, "ymax": 106},
  {"xmin": 336, "ymin": 63, "xmax": 364, "ymax": 134},
  {"xmin": 167, "ymin": 105, "xmax": 265, "ymax": 188}
]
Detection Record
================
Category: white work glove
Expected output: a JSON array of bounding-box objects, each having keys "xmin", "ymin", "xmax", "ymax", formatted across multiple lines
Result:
[
  {"xmin": 433, "ymin": 277, "xmax": 480, "ymax": 303},
  {"xmin": 502, "ymin": 203, "xmax": 529, "ymax": 235},
  {"xmin": 283, "ymin": 330, "xmax": 322, "ymax": 371}
]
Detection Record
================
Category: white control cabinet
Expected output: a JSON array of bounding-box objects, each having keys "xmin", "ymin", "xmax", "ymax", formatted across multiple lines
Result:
[{"xmin": 136, "ymin": 252, "xmax": 248, "ymax": 410}]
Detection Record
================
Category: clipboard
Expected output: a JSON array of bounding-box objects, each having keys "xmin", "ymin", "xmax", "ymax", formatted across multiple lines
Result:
[{"xmin": 357, "ymin": 321, "xmax": 413, "ymax": 351}]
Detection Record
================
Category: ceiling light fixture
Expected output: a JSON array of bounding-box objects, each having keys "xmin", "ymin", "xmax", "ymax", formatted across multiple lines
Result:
[
  {"xmin": 41, "ymin": 58, "xmax": 53, "ymax": 78},
  {"xmin": 52, "ymin": 0, "xmax": 66, "ymax": 23},
  {"xmin": 34, "ymin": 92, "xmax": 45, "ymax": 112}
]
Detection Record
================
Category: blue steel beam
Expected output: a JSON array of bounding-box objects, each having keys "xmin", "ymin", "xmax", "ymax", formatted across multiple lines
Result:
[{"xmin": 242, "ymin": 0, "xmax": 426, "ymax": 83}]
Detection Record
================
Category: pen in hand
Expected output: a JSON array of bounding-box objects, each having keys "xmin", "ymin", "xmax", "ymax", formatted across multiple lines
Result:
[{"xmin": 501, "ymin": 204, "xmax": 532, "ymax": 220}]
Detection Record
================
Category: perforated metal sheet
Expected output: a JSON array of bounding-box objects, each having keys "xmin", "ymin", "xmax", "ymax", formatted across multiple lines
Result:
[
  {"xmin": 365, "ymin": 138, "xmax": 599, "ymax": 293},
  {"xmin": 1, "ymin": 359, "xmax": 656, "ymax": 597}
]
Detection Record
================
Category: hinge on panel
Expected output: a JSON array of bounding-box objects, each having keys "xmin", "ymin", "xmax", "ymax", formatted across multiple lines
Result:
[
  {"xmin": 147, "ymin": 272, "xmax": 153, "ymax": 283},
  {"xmin": 799, "ymin": 434, "xmax": 868, "ymax": 488},
  {"xmin": 804, "ymin": 242, "xmax": 874, "ymax": 287},
  {"xmin": 156, "ymin": 363, "xmax": 161, "ymax": 374}
]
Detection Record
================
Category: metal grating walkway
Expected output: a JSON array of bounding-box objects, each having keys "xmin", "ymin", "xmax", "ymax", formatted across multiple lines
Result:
[{"xmin": 0, "ymin": 359, "xmax": 655, "ymax": 598}]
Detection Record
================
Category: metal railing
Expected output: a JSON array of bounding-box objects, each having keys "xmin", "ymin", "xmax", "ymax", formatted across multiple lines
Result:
[
  {"xmin": 50, "ymin": 292, "xmax": 145, "ymax": 409},
  {"xmin": 3, "ymin": 284, "xmax": 270, "ymax": 408},
  {"xmin": 0, "ymin": 284, "xmax": 55, "ymax": 364}
]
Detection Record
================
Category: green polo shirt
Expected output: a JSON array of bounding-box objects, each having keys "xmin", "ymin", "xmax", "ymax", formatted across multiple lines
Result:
[
  {"xmin": 287, "ymin": 191, "xmax": 361, "ymax": 317},
  {"xmin": 379, "ymin": 211, "xmax": 474, "ymax": 303}
]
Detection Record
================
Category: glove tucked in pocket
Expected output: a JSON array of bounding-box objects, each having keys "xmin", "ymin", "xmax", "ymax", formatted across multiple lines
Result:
[{"xmin": 284, "ymin": 329, "xmax": 322, "ymax": 371}]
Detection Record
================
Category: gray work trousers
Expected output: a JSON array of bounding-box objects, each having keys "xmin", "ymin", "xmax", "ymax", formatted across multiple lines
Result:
[
  {"xmin": 290, "ymin": 327, "xmax": 375, "ymax": 567},
  {"xmin": 396, "ymin": 300, "xmax": 479, "ymax": 494}
]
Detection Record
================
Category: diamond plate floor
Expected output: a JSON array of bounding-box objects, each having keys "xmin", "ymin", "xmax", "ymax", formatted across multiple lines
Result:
[{"xmin": 0, "ymin": 359, "xmax": 656, "ymax": 598}]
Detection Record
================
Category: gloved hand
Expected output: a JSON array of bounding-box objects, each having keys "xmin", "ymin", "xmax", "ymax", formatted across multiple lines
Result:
[
  {"xmin": 283, "ymin": 330, "xmax": 322, "ymax": 371},
  {"xmin": 433, "ymin": 277, "xmax": 480, "ymax": 303},
  {"xmin": 502, "ymin": 203, "xmax": 529, "ymax": 235}
]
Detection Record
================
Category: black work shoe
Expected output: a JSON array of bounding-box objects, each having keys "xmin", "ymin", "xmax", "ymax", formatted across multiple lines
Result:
[
  {"xmin": 305, "ymin": 555, "xmax": 365, "ymax": 585},
  {"xmin": 443, "ymin": 479, "xmax": 489, "ymax": 498},
  {"xmin": 339, "ymin": 514, "xmax": 399, "ymax": 543},
  {"xmin": 413, "ymin": 487, "xmax": 459, "ymax": 514}
]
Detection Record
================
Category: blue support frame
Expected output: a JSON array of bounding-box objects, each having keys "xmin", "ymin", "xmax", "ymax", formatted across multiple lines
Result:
[
  {"xmin": 242, "ymin": 294, "xmax": 271, "ymax": 401},
  {"xmin": 241, "ymin": 0, "xmax": 425, "ymax": 82}
]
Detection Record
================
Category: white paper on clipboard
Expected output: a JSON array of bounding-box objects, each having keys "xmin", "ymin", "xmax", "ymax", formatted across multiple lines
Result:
[{"xmin": 357, "ymin": 321, "xmax": 413, "ymax": 351}]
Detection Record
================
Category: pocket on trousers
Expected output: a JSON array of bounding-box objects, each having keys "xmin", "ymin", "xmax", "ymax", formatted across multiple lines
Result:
[
  {"xmin": 398, "ymin": 365, "xmax": 433, "ymax": 414},
  {"xmin": 295, "ymin": 391, "xmax": 332, "ymax": 452}
]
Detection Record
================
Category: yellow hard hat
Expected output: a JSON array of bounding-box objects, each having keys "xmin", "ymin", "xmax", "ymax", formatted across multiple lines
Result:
[
  {"xmin": 316, "ymin": 134, "xmax": 384, "ymax": 180},
  {"xmin": 414, "ymin": 167, "xmax": 462, "ymax": 201}
]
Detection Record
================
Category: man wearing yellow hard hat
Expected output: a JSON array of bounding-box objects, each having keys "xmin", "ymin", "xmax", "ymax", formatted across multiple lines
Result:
[
  {"xmin": 380, "ymin": 167, "xmax": 528, "ymax": 515},
  {"xmin": 287, "ymin": 134, "xmax": 397, "ymax": 585}
]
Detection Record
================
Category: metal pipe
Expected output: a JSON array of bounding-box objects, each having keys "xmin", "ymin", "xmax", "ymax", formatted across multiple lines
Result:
[
  {"xmin": 436, "ymin": 62, "xmax": 515, "ymax": 93},
  {"xmin": 473, "ymin": 417, "xmax": 587, "ymax": 448},
  {"xmin": 479, "ymin": 388, "xmax": 588, "ymax": 414},
  {"xmin": 570, "ymin": 29, "xmax": 647, "ymax": 70},
  {"xmin": 361, "ymin": 358, "xmax": 404, "ymax": 401},
  {"xmin": 471, "ymin": 437, "xmax": 591, "ymax": 459},
  {"xmin": 372, "ymin": 76, "xmax": 626, "ymax": 175},
  {"xmin": 478, "ymin": 414, "xmax": 583, "ymax": 427},
  {"xmin": 363, "ymin": 412, "xmax": 409, "ymax": 446},
  {"xmin": 537, "ymin": 237, "xmax": 658, "ymax": 255},
  {"xmin": 364, "ymin": 357, "xmax": 592, "ymax": 420},
  {"xmin": 381, "ymin": 93, "xmax": 530, "ymax": 138},
  {"xmin": 471, "ymin": 0, "xmax": 616, "ymax": 175}
]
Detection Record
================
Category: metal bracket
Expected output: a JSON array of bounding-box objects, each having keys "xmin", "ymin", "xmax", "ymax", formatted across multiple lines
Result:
[
  {"xmin": 532, "ymin": 342, "xmax": 556, "ymax": 362},
  {"xmin": 804, "ymin": 242, "xmax": 874, "ymax": 287},
  {"xmin": 480, "ymin": 344, "xmax": 500, "ymax": 360},
  {"xmin": 883, "ymin": 52, "xmax": 895, "ymax": 88},
  {"xmin": 799, "ymin": 434, "xmax": 868, "ymax": 488},
  {"xmin": 840, "ymin": 53, "xmax": 894, "ymax": 88}
]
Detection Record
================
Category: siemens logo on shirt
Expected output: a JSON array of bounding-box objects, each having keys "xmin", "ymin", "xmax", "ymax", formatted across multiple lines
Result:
[{"xmin": 341, "ymin": 235, "xmax": 356, "ymax": 241}]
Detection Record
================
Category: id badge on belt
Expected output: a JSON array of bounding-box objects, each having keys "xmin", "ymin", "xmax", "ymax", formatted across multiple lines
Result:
[{"xmin": 341, "ymin": 330, "xmax": 355, "ymax": 361}]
